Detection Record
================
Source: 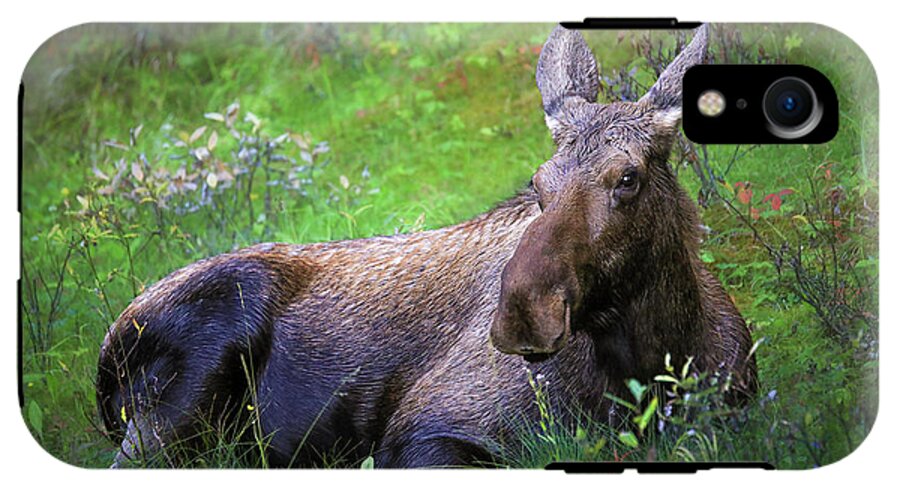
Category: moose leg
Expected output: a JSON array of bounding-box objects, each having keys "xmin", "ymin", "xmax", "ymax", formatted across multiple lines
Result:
[
  {"xmin": 376, "ymin": 390, "xmax": 498, "ymax": 468},
  {"xmin": 372, "ymin": 338, "xmax": 518, "ymax": 468},
  {"xmin": 376, "ymin": 423, "xmax": 496, "ymax": 468}
]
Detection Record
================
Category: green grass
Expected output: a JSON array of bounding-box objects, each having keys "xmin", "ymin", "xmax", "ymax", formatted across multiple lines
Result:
[{"xmin": 20, "ymin": 23, "xmax": 877, "ymax": 469}]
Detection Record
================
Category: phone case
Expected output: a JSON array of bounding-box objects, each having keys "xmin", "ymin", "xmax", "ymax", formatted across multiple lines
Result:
[{"xmin": 19, "ymin": 21, "xmax": 878, "ymax": 470}]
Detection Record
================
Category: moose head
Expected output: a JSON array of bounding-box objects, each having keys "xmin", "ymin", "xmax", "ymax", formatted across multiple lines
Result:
[{"xmin": 490, "ymin": 25, "xmax": 710, "ymax": 357}]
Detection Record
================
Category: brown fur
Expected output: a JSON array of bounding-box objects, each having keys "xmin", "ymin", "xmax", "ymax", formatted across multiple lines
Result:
[{"xmin": 97, "ymin": 24, "xmax": 756, "ymax": 468}]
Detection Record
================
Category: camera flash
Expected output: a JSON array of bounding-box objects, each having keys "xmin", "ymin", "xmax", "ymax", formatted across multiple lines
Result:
[{"xmin": 698, "ymin": 90, "xmax": 726, "ymax": 117}]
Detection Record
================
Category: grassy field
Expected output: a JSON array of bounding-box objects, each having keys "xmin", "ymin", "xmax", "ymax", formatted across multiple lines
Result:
[{"xmin": 20, "ymin": 23, "xmax": 877, "ymax": 468}]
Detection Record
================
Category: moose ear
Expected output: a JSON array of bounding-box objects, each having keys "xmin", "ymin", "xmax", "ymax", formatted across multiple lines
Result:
[
  {"xmin": 536, "ymin": 25, "xmax": 600, "ymax": 137},
  {"xmin": 640, "ymin": 24, "xmax": 709, "ymax": 117}
]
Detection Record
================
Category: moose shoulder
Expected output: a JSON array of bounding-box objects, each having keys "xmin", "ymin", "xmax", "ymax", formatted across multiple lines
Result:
[{"xmin": 96, "ymin": 24, "xmax": 757, "ymax": 468}]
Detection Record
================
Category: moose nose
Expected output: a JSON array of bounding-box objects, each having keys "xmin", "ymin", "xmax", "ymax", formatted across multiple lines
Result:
[
  {"xmin": 489, "ymin": 320, "xmax": 537, "ymax": 355},
  {"xmin": 490, "ymin": 287, "xmax": 573, "ymax": 357}
]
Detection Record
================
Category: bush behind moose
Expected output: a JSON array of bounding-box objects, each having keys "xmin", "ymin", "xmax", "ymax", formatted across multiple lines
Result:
[{"xmin": 21, "ymin": 23, "xmax": 877, "ymax": 468}]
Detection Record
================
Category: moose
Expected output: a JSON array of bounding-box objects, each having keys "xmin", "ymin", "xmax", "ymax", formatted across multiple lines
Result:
[{"xmin": 97, "ymin": 24, "xmax": 757, "ymax": 468}]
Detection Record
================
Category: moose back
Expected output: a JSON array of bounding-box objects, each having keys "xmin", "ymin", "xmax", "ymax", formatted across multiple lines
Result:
[{"xmin": 96, "ymin": 24, "xmax": 757, "ymax": 468}]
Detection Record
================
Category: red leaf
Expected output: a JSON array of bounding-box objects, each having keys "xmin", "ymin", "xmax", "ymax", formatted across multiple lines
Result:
[
  {"xmin": 737, "ymin": 187, "xmax": 752, "ymax": 205},
  {"xmin": 777, "ymin": 188, "xmax": 795, "ymax": 198},
  {"xmin": 763, "ymin": 194, "xmax": 783, "ymax": 211},
  {"xmin": 750, "ymin": 207, "xmax": 760, "ymax": 220},
  {"xmin": 763, "ymin": 188, "xmax": 793, "ymax": 211}
]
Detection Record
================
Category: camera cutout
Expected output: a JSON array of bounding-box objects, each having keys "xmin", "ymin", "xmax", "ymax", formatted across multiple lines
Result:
[
  {"xmin": 683, "ymin": 65, "xmax": 838, "ymax": 144},
  {"xmin": 763, "ymin": 77, "xmax": 823, "ymax": 139}
]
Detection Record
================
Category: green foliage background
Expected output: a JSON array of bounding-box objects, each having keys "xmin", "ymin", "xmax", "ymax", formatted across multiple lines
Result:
[{"xmin": 20, "ymin": 23, "xmax": 877, "ymax": 468}]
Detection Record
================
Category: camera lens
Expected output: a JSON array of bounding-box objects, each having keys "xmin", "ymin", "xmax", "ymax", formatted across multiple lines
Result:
[{"xmin": 763, "ymin": 77, "xmax": 823, "ymax": 139}]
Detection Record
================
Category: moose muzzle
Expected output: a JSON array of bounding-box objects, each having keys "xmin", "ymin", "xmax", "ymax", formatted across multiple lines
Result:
[
  {"xmin": 491, "ymin": 289, "xmax": 572, "ymax": 356},
  {"xmin": 490, "ymin": 209, "xmax": 584, "ymax": 357}
]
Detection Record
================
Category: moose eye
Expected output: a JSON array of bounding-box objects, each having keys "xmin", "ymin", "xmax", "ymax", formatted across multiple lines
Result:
[
  {"xmin": 617, "ymin": 170, "xmax": 639, "ymax": 189},
  {"xmin": 613, "ymin": 169, "xmax": 641, "ymax": 202}
]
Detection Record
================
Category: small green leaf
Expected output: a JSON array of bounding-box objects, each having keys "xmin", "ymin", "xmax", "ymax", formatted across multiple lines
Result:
[
  {"xmin": 575, "ymin": 426, "xmax": 587, "ymax": 441},
  {"xmin": 633, "ymin": 397, "xmax": 658, "ymax": 433},
  {"xmin": 27, "ymin": 400, "xmax": 43, "ymax": 440},
  {"xmin": 681, "ymin": 356, "xmax": 695, "ymax": 380},
  {"xmin": 448, "ymin": 114, "xmax": 466, "ymax": 131},
  {"xmin": 360, "ymin": 456, "xmax": 375, "ymax": 469},
  {"xmin": 588, "ymin": 437, "xmax": 607, "ymax": 456},
  {"xmin": 627, "ymin": 379, "xmax": 647, "ymax": 404},
  {"xmin": 654, "ymin": 375, "xmax": 680, "ymax": 385},
  {"xmin": 784, "ymin": 34, "xmax": 804, "ymax": 53},
  {"xmin": 618, "ymin": 431, "xmax": 639, "ymax": 449},
  {"xmin": 700, "ymin": 250, "xmax": 715, "ymax": 263},
  {"xmin": 603, "ymin": 393, "xmax": 637, "ymax": 412}
]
